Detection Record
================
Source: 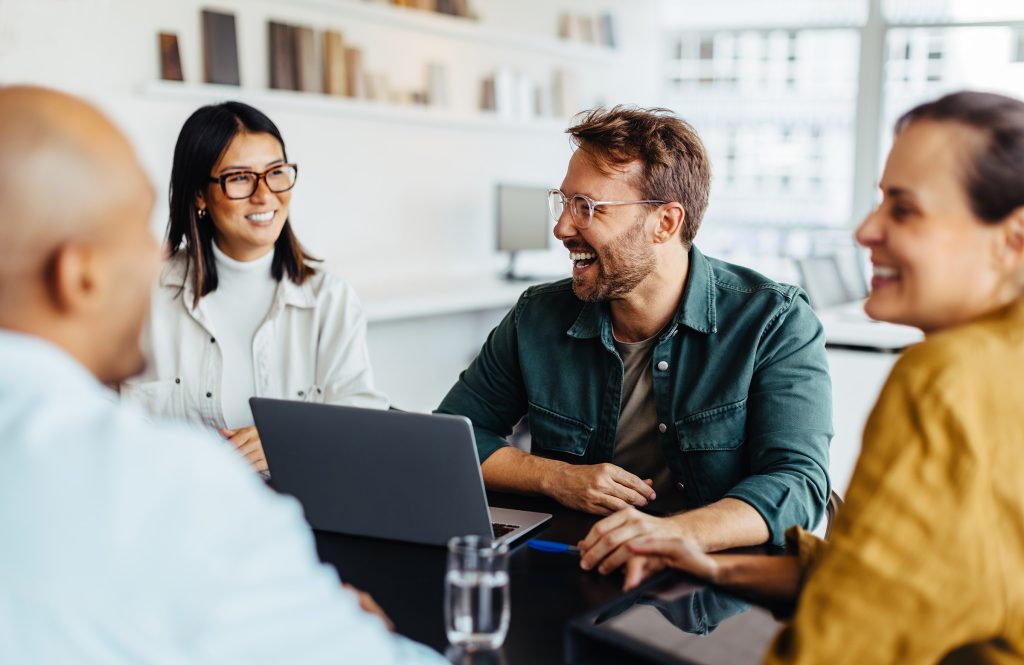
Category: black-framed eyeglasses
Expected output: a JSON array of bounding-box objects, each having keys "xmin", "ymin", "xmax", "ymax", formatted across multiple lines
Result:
[
  {"xmin": 547, "ymin": 188, "xmax": 666, "ymax": 230},
  {"xmin": 209, "ymin": 163, "xmax": 299, "ymax": 200}
]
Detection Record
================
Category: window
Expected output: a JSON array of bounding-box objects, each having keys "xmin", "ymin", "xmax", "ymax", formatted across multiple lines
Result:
[{"xmin": 661, "ymin": 0, "xmax": 1024, "ymax": 278}]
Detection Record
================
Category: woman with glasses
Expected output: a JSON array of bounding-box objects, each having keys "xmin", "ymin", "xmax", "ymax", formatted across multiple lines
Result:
[
  {"xmin": 620, "ymin": 91, "xmax": 1024, "ymax": 663},
  {"xmin": 122, "ymin": 101, "xmax": 387, "ymax": 473}
]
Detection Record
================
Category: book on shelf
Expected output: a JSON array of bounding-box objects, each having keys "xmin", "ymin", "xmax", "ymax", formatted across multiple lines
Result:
[
  {"xmin": 558, "ymin": 13, "xmax": 616, "ymax": 48},
  {"xmin": 558, "ymin": 13, "xmax": 583, "ymax": 41},
  {"xmin": 295, "ymin": 26, "xmax": 322, "ymax": 93},
  {"xmin": 323, "ymin": 30, "xmax": 349, "ymax": 96},
  {"xmin": 344, "ymin": 47, "xmax": 366, "ymax": 98},
  {"xmin": 158, "ymin": 32, "xmax": 183, "ymax": 82},
  {"xmin": 492, "ymin": 68, "xmax": 540, "ymax": 120},
  {"xmin": 597, "ymin": 13, "xmax": 617, "ymax": 48},
  {"xmin": 269, "ymin": 21, "xmax": 297, "ymax": 91},
  {"xmin": 480, "ymin": 76, "xmax": 496, "ymax": 112},
  {"xmin": 577, "ymin": 16, "xmax": 595, "ymax": 44},
  {"xmin": 364, "ymin": 71, "xmax": 394, "ymax": 102},
  {"xmin": 202, "ymin": 9, "xmax": 241, "ymax": 86},
  {"xmin": 551, "ymin": 68, "xmax": 580, "ymax": 118},
  {"xmin": 534, "ymin": 83, "xmax": 552, "ymax": 117},
  {"xmin": 425, "ymin": 62, "xmax": 449, "ymax": 107},
  {"xmin": 392, "ymin": 0, "xmax": 473, "ymax": 18},
  {"xmin": 557, "ymin": 14, "xmax": 573, "ymax": 40}
]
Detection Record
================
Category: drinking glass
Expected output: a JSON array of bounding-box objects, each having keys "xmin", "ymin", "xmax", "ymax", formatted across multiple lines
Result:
[{"xmin": 444, "ymin": 535, "xmax": 510, "ymax": 650}]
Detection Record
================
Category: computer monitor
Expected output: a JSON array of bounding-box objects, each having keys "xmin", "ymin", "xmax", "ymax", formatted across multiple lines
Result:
[{"xmin": 496, "ymin": 184, "xmax": 550, "ymax": 280}]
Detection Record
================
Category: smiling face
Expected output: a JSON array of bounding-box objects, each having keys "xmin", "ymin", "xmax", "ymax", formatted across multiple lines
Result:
[
  {"xmin": 855, "ymin": 120, "xmax": 1018, "ymax": 333},
  {"xmin": 553, "ymin": 150, "xmax": 657, "ymax": 302},
  {"xmin": 199, "ymin": 131, "xmax": 291, "ymax": 262}
]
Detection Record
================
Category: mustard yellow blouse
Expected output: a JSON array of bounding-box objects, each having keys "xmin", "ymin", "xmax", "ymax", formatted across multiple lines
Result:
[{"xmin": 766, "ymin": 300, "xmax": 1024, "ymax": 664}]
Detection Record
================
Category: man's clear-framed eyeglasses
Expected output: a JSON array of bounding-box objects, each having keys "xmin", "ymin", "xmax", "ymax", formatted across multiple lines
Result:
[
  {"xmin": 546, "ymin": 189, "xmax": 666, "ymax": 230},
  {"xmin": 209, "ymin": 163, "xmax": 299, "ymax": 200}
]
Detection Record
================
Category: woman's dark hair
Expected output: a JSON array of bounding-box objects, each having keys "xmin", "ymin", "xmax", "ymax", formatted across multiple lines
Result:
[
  {"xmin": 896, "ymin": 91, "xmax": 1024, "ymax": 224},
  {"xmin": 167, "ymin": 101, "xmax": 317, "ymax": 306}
]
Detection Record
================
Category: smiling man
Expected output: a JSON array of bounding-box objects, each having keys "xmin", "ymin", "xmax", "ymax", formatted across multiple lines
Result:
[{"xmin": 437, "ymin": 106, "xmax": 833, "ymax": 573}]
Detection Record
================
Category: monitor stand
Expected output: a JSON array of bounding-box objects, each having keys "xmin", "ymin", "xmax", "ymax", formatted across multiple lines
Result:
[{"xmin": 503, "ymin": 251, "xmax": 540, "ymax": 282}]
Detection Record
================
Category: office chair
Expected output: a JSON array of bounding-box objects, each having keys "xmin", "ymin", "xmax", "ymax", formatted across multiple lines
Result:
[
  {"xmin": 796, "ymin": 255, "xmax": 853, "ymax": 309},
  {"xmin": 825, "ymin": 489, "xmax": 844, "ymax": 539}
]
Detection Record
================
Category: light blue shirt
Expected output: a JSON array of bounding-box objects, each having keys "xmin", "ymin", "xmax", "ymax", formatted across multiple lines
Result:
[{"xmin": 0, "ymin": 331, "xmax": 445, "ymax": 664}]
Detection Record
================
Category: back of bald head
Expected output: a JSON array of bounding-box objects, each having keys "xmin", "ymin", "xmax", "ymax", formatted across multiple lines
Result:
[{"xmin": 0, "ymin": 86, "xmax": 153, "ymax": 313}]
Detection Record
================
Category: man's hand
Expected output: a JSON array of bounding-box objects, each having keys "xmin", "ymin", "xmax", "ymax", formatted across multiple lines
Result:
[
  {"xmin": 343, "ymin": 583, "xmax": 395, "ymax": 632},
  {"xmin": 545, "ymin": 463, "xmax": 656, "ymax": 515},
  {"xmin": 622, "ymin": 536, "xmax": 719, "ymax": 591},
  {"xmin": 578, "ymin": 506, "xmax": 685, "ymax": 574},
  {"xmin": 218, "ymin": 426, "xmax": 267, "ymax": 473}
]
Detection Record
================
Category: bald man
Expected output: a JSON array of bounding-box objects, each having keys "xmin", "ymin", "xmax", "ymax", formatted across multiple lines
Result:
[{"xmin": 0, "ymin": 86, "xmax": 444, "ymax": 663}]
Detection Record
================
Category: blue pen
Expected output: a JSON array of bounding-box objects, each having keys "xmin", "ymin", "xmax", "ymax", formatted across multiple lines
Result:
[{"xmin": 527, "ymin": 539, "xmax": 581, "ymax": 554}]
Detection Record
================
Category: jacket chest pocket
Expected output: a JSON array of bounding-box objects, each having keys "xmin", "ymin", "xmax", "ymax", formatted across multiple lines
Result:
[
  {"xmin": 120, "ymin": 379, "xmax": 185, "ymax": 422},
  {"xmin": 675, "ymin": 400, "xmax": 747, "ymax": 502},
  {"xmin": 527, "ymin": 402, "xmax": 594, "ymax": 458}
]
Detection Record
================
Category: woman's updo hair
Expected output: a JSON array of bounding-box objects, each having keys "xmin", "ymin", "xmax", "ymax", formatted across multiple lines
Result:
[{"xmin": 896, "ymin": 91, "xmax": 1024, "ymax": 224}]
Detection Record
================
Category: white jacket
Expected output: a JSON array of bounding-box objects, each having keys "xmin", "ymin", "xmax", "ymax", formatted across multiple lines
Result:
[{"xmin": 122, "ymin": 253, "xmax": 388, "ymax": 428}]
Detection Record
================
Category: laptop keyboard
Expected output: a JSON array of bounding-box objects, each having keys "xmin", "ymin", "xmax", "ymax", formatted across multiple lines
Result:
[{"xmin": 492, "ymin": 522, "xmax": 518, "ymax": 538}]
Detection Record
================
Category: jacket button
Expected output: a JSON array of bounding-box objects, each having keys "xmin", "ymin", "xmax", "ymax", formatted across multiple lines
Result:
[
  {"xmin": 205, "ymin": 392, "xmax": 212, "ymax": 398},
  {"xmin": 209, "ymin": 337, "xmax": 216, "ymax": 344},
  {"xmin": 658, "ymin": 423, "xmax": 667, "ymax": 433},
  {"xmin": 174, "ymin": 377, "xmax": 180, "ymax": 384},
  {"xmin": 677, "ymin": 482, "xmax": 686, "ymax": 492},
  {"xmin": 657, "ymin": 360, "xmax": 669, "ymax": 371},
  {"xmin": 297, "ymin": 390, "xmax": 305, "ymax": 397}
]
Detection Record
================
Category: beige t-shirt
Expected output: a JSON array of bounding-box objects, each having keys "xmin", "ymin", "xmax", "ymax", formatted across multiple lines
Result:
[{"xmin": 612, "ymin": 335, "xmax": 674, "ymax": 497}]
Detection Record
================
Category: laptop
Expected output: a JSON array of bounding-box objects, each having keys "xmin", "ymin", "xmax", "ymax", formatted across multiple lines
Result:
[{"xmin": 250, "ymin": 398, "xmax": 551, "ymax": 546}]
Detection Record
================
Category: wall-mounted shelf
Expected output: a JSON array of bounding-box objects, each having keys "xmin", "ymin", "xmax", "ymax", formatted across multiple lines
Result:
[
  {"xmin": 140, "ymin": 80, "xmax": 574, "ymax": 134},
  {"xmin": 290, "ymin": 0, "xmax": 618, "ymax": 64}
]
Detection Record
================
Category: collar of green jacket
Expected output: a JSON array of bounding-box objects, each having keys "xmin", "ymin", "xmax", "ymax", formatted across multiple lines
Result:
[{"xmin": 566, "ymin": 245, "xmax": 718, "ymax": 347}]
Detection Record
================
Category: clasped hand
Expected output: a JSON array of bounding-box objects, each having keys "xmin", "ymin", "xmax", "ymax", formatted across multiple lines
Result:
[{"xmin": 548, "ymin": 462, "xmax": 656, "ymax": 515}]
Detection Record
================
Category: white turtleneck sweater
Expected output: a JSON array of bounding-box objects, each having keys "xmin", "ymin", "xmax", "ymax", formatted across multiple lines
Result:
[{"xmin": 204, "ymin": 242, "xmax": 278, "ymax": 428}]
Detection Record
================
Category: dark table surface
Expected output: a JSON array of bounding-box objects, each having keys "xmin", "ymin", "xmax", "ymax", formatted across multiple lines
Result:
[{"xmin": 314, "ymin": 492, "xmax": 627, "ymax": 664}]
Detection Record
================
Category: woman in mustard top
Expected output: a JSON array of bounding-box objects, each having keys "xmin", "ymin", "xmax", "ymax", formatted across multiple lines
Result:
[{"xmin": 622, "ymin": 90, "xmax": 1024, "ymax": 664}]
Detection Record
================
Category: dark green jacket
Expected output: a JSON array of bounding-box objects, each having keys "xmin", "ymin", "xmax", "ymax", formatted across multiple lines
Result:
[{"xmin": 437, "ymin": 247, "xmax": 832, "ymax": 544}]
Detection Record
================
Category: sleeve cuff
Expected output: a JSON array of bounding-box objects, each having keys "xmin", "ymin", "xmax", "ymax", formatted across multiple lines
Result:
[
  {"xmin": 475, "ymin": 432, "xmax": 509, "ymax": 464},
  {"xmin": 784, "ymin": 525, "xmax": 828, "ymax": 582}
]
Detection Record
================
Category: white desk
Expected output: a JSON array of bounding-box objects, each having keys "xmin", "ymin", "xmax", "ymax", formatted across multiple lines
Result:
[
  {"xmin": 817, "ymin": 301, "xmax": 923, "ymax": 351},
  {"xmin": 358, "ymin": 275, "xmax": 547, "ymax": 324}
]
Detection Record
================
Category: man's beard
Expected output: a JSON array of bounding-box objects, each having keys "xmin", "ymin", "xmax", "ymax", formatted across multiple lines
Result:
[{"xmin": 571, "ymin": 217, "xmax": 656, "ymax": 302}]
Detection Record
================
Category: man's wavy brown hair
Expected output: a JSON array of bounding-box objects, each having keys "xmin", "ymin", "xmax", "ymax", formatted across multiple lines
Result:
[{"xmin": 567, "ymin": 106, "xmax": 711, "ymax": 247}]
